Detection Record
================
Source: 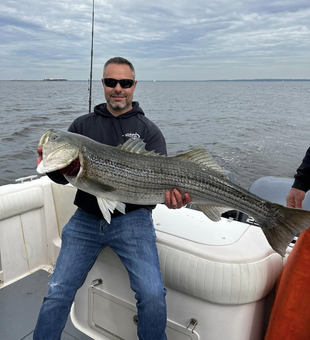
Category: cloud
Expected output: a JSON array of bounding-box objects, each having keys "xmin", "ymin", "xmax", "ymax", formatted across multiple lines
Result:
[{"xmin": 1, "ymin": 0, "xmax": 309, "ymax": 80}]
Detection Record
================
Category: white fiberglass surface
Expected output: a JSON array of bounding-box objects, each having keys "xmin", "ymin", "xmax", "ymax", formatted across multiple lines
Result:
[{"xmin": 153, "ymin": 204, "xmax": 249, "ymax": 246}]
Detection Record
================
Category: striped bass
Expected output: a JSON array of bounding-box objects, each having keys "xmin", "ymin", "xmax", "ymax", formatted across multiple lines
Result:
[{"xmin": 37, "ymin": 129, "xmax": 310, "ymax": 256}]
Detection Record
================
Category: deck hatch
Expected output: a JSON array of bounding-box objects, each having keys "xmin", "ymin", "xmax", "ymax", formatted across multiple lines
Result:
[{"xmin": 88, "ymin": 285, "xmax": 200, "ymax": 339}]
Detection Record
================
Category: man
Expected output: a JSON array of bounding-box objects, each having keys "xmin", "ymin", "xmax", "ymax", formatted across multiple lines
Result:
[
  {"xmin": 286, "ymin": 147, "xmax": 310, "ymax": 208},
  {"xmin": 34, "ymin": 57, "xmax": 190, "ymax": 340}
]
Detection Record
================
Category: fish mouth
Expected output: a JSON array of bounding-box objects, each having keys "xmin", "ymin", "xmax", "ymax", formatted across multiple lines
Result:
[
  {"xmin": 59, "ymin": 157, "xmax": 81, "ymax": 177},
  {"xmin": 36, "ymin": 142, "xmax": 80, "ymax": 174}
]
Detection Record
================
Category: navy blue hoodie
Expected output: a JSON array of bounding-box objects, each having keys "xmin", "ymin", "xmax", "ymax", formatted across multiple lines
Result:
[
  {"xmin": 292, "ymin": 147, "xmax": 310, "ymax": 193},
  {"xmin": 47, "ymin": 101, "xmax": 167, "ymax": 218}
]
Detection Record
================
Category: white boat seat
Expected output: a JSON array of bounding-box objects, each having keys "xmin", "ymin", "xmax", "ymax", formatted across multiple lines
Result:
[
  {"xmin": 0, "ymin": 188, "xmax": 44, "ymax": 221},
  {"xmin": 97, "ymin": 204, "xmax": 283, "ymax": 306}
]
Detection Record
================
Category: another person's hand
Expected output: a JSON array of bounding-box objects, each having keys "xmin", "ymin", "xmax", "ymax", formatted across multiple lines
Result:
[
  {"xmin": 286, "ymin": 188, "xmax": 305, "ymax": 209},
  {"xmin": 165, "ymin": 189, "xmax": 191, "ymax": 209},
  {"xmin": 37, "ymin": 147, "xmax": 43, "ymax": 166}
]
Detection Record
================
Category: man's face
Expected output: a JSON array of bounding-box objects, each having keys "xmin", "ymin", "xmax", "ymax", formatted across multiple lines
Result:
[{"xmin": 102, "ymin": 63, "xmax": 137, "ymax": 116}]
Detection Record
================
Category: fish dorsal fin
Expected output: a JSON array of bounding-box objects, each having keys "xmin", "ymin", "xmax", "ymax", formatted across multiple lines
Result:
[
  {"xmin": 176, "ymin": 149, "xmax": 228, "ymax": 178},
  {"xmin": 117, "ymin": 138, "xmax": 162, "ymax": 156}
]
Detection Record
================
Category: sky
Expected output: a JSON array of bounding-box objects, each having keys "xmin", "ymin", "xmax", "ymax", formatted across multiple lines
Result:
[{"xmin": 1, "ymin": 0, "xmax": 310, "ymax": 80}]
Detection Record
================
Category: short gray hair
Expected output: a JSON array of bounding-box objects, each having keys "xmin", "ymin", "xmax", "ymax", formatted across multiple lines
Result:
[{"xmin": 103, "ymin": 57, "xmax": 135, "ymax": 79}]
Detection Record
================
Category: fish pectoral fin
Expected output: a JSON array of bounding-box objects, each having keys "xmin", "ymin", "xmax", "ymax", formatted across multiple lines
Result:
[
  {"xmin": 195, "ymin": 204, "xmax": 232, "ymax": 222},
  {"xmin": 97, "ymin": 197, "xmax": 126, "ymax": 224},
  {"xmin": 176, "ymin": 149, "xmax": 228, "ymax": 179}
]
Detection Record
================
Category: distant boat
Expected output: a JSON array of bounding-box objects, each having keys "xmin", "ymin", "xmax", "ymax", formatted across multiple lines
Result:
[
  {"xmin": 43, "ymin": 78, "xmax": 67, "ymax": 81},
  {"xmin": 153, "ymin": 79, "xmax": 156, "ymax": 82}
]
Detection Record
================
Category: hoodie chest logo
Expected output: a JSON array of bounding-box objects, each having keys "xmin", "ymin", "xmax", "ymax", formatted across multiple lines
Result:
[{"xmin": 124, "ymin": 132, "xmax": 141, "ymax": 140}]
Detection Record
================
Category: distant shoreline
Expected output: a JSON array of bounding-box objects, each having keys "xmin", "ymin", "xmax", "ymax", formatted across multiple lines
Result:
[
  {"xmin": 3, "ymin": 79, "xmax": 310, "ymax": 82},
  {"xmin": 43, "ymin": 78, "xmax": 67, "ymax": 81}
]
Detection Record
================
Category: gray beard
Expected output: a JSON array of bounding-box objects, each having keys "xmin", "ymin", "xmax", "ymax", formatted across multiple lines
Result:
[{"xmin": 108, "ymin": 100, "xmax": 129, "ymax": 110}]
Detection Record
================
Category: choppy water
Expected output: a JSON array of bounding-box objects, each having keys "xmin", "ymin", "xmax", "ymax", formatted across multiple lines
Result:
[{"xmin": 0, "ymin": 80, "xmax": 309, "ymax": 188}]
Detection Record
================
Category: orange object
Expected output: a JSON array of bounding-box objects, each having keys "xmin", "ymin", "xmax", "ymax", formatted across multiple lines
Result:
[{"xmin": 264, "ymin": 228, "xmax": 310, "ymax": 340}]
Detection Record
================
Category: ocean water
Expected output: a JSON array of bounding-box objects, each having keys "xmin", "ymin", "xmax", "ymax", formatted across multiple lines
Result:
[{"xmin": 0, "ymin": 80, "xmax": 309, "ymax": 188}]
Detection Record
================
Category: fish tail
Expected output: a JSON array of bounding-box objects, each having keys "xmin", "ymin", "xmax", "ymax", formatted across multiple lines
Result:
[{"xmin": 257, "ymin": 202, "xmax": 310, "ymax": 257}]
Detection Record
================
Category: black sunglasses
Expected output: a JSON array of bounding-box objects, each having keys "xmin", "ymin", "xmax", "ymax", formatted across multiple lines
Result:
[{"xmin": 103, "ymin": 78, "xmax": 135, "ymax": 89}]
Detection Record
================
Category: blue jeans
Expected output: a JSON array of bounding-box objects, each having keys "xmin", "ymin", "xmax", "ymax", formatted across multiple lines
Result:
[{"xmin": 34, "ymin": 208, "xmax": 167, "ymax": 340}]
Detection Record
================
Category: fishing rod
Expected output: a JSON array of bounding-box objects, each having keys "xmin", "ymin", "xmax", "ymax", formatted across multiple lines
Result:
[{"xmin": 88, "ymin": 0, "xmax": 95, "ymax": 114}]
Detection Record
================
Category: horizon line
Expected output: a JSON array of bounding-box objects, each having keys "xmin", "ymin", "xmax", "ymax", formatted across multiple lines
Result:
[{"xmin": 2, "ymin": 78, "xmax": 310, "ymax": 82}]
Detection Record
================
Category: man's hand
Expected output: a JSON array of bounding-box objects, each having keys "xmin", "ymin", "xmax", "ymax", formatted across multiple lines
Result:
[
  {"xmin": 286, "ymin": 188, "xmax": 305, "ymax": 209},
  {"xmin": 165, "ymin": 189, "xmax": 191, "ymax": 209},
  {"xmin": 37, "ymin": 147, "xmax": 43, "ymax": 166}
]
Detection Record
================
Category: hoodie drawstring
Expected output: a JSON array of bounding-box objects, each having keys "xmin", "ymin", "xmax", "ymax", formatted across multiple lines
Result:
[
  {"xmin": 109, "ymin": 118, "xmax": 119, "ymax": 145},
  {"xmin": 118, "ymin": 116, "xmax": 126, "ymax": 143},
  {"xmin": 109, "ymin": 116, "xmax": 126, "ymax": 145}
]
